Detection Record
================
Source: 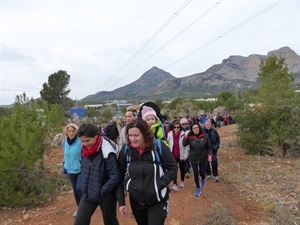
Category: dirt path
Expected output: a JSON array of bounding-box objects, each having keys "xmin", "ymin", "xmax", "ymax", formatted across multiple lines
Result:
[{"xmin": 0, "ymin": 125, "xmax": 272, "ymax": 225}]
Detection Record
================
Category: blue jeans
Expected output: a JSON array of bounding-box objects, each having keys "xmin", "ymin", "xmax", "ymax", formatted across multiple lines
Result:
[
  {"xmin": 191, "ymin": 161, "xmax": 207, "ymax": 188},
  {"xmin": 69, "ymin": 173, "xmax": 82, "ymax": 206}
]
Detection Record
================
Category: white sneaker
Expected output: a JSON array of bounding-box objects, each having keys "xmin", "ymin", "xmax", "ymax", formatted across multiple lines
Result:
[
  {"xmin": 171, "ymin": 184, "xmax": 178, "ymax": 191},
  {"xmin": 180, "ymin": 181, "xmax": 184, "ymax": 188},
  {"xmin": 73, "ymin": 207, "xmax": 78, "ymax": 217}
]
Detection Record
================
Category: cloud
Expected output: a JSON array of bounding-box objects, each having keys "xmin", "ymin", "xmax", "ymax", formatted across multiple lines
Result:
[{"xmin": 1, "ymin": 0, "xmax": 299, "ymax": 105}]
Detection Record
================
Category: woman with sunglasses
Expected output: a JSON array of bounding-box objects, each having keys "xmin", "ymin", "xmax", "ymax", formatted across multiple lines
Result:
[
  {"xmin": 167, "ymin": 120, "xmax": 189, "ymax": 191},
  {"xmin": 182, "ymin": 122, "xmax": 213, "ymax": 197}
]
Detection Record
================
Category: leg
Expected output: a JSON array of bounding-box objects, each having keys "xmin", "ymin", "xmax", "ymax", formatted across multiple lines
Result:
[
  {"xmin": 130, "ymin": 196, "xmax": 148, "ymax": 225},
  {"xmin": 191, "ymin": 162, "xmax": 200, "ymax": 188},
  {"xmin": 148, "ymin": 201, "xmax": 168, "ymax": 225},
  {"xmin": 74, "ymin": 199, "xmax": 98, "ymax": 225},
  {"xmin": 69, "ymin": 174, "xmax": 81, "ymax": 206},
  {"xmin": 212, "ymin": 153, "xmax": 219, "ymax": 177},
  {"xmin": 173, "ymin": 158, "xmax": 180, "ymax": 185},
  {"xmin": 178, "ymin": 160, "xmax": 186, "ymax": 182},
  {"xmin": 199, "ymin": 161, "xmax": 207, "ymax": 181},
  {"xmin": 206, "ymin": 160, "xmax": 211, "ymax": 176},
  {"xmin": 75, "ymin": 173, "xmax": 82, "ymax": 205},
  {"xmin": 99, "ymin": 193, "xmax": 119, "ymax": 225}
]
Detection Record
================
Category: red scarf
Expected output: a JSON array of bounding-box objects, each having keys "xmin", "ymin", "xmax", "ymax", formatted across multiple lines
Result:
[
  {"xmin": 82, "ymin": 135, "xmax": 102, "ymax": 157},
  {"xmin": 129, "ymin": 143, "xmax": 146, "ymax": 155}
]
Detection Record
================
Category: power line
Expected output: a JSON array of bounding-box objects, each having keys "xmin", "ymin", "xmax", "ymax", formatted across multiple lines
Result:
[
  {"xmin": 106, "ymin": 0, "xmax": 223, "ymax": 89},
  {"xmin": 100, "ymin": 0, "xmax": 192, "ymax": 88},
  {"xmin": 95, "ymin": 1, "xmax": 148, "ymax": 69},
  {"xmin": 164, "ymin": 0, "xmax": 286, "ymax": 69}
]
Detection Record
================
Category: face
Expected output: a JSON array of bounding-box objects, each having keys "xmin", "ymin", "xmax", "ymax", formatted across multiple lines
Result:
[
  {"xmin": 145, "ymin": 115, "xmax": 157, "ymax": 127},
  {"xmin": 128, "ymin": 127, "xmax": 145, "ymax": 148},
  {"xmin": 173, "ymin": 124, "xmax": 181, "ymax": 133},
  {"xmin": 79, "ymin": 136, "xmax": 97, "ymax": 148},
  {"xmin": 125, "ymin": 111, "xmax": 136, "ymax": 125},
  {"xmin": 192, "ymin": 124, "xmax": 200, "ymax": 135},
  {"xmin": 181, "ymin": 122, "xmax": 188, "ymax": 129},
  {"xmin": 204, "ymin": 122, "xmax": 212, "ymax": 130},
  {"xmin": 67, "ymin": 126, "xmax": 77, "ymax": 139}
]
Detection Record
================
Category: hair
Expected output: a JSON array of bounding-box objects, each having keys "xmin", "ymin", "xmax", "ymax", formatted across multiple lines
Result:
[
  {"xmin": 126, "ymin": 117, "xmax": 154, "ymax": 147},
  {"xmin": 64, "ymin": 123, "xmax": 79, "ymax": 135},
  {"xmin": 126, "ymin": 108, "xmax": 137, "ymax": 117},
  {"xmin": 205, "ymin": 120, "xmax": 212, "ymax": 125},
  {"xmin": 172, "ymin": 120, "xmax": 182, "ymax": 132},
  {"xmin": 77, "ymin": 123, "xmax": 99, "ymax": 138},
  {"xmin": 189, "ymin": 122, "xmax": 203, "ymax": 136}
]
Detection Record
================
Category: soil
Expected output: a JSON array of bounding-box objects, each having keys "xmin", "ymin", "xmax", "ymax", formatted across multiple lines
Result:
[{"xmin": 1, "ymin": 124, "xmax": 299, "ymax": 225}]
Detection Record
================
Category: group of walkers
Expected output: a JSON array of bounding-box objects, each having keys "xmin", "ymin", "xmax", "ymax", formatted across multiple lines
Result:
[{"xmin": 61, "ymin": 102, "xmax": 221, "ymax": 225}]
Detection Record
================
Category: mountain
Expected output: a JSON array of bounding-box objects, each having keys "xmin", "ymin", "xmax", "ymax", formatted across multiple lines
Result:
[{"xmin": 80, "ymin": 47, "xmax": 300, "ymax": 102}]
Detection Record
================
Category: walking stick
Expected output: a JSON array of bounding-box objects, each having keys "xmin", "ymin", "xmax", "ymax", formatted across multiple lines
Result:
[{"xmin": 209, "ymin": 160, "xmax": 213, "ymax": 175}]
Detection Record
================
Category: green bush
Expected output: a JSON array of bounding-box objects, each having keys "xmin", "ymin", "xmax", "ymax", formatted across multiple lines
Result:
[
  {"xmin": 0, "ymin": 97, "xmax": 65, "ymax": 207},
  {"xmin": 236, "ymin": 56, "xmax": 300, "ymax": 156}
]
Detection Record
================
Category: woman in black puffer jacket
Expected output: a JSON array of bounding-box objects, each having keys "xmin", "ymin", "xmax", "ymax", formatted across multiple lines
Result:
[{"xmin": 74, "ymin": 124, "xmax": 121, "ymax": 225}]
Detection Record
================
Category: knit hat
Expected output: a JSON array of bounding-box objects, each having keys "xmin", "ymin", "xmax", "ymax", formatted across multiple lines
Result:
[
  {"xmin": 141, "ymin": 106, "xmax": 158, "ymax": 121},
  {"xmin": 180, "ymin": 118, "xmax": 188, "ymax": 124}
]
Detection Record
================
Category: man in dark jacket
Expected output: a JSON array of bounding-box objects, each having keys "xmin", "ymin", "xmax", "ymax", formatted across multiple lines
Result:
[
  {"xmin": 105, "ymin": 120, "xmax": 119, "ymax": 143},
  {"xmin": 203, "ymin": 120, "xmax": 220, "ymax": 182}
]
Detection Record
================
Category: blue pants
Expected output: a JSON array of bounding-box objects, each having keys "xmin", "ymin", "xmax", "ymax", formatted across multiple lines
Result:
[
  {"xmin": 69, "ymin": 173, "xmax": 82, "ymax": 206},
  {"xmin": 191, "ymin": 161, "xmax": 207, "ymax": 188}
]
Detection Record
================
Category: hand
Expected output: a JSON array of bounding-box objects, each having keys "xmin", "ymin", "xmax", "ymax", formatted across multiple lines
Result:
[
  {"xmin": 119, "ymin": 206, "xmax": 128, "ymax": 216},
  {"xmin": 208, "ymin": 157, "xmax": 212, "ymax": 162},
  {"xmin": 185, "ymin": 130, "xmax": 190, "ymax": 136}
]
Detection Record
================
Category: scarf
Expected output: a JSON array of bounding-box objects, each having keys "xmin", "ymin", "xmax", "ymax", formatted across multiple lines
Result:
[
  {"xmin": 82, "ymin": 135, "xmax": 102, "ymax": 157},
  {"xmin": 129, "ymin": 143, "xmax": 146, "ymax": 155},
  {"xmin": 67, "ymin": 135, "xmax": 77, "ymax": 145}
]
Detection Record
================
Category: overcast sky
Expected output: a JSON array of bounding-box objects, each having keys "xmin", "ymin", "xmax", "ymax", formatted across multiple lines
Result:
[{"xmin": 1, "ymin": 0, "xmax": 299, "ymax": 105}]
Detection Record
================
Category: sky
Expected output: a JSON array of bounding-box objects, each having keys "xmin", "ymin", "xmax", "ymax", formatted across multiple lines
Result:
[{"xmin": 1, "ymin": 0, "xmax": 299, "ymax": 105}]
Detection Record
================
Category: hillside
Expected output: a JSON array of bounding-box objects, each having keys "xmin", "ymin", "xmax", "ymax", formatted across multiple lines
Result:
[
  {"xmin": 1, "ymin": 124, "xmax": 299, "ymax": 225},
  {"xmin": 81, "ymin": 46, "xmax": 300, "ymax": 102}
]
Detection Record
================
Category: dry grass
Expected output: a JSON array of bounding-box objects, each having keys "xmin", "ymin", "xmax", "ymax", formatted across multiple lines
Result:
[
  {"xmin": 205, "ymin": 202, "xmax": 234, "ymax": 225},
  {"xmin": 224, "ymin": 151, "xmax": 300, "ymax": 224}
]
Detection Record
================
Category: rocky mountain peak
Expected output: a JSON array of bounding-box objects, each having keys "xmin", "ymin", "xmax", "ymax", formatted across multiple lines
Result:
[{"xmin": 80, "ymin": 47, "xmax": 300, "ymax": 102}]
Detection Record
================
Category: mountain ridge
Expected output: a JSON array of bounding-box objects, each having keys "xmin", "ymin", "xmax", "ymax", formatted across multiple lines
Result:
[{"xmin": 81, "ymin": 46, "xmax": 300, "ymax": 102}]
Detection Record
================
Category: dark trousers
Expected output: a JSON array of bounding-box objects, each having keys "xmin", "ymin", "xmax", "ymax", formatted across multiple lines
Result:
[
  {"xmin": 74, "ymin": 193, "xmax": 119, "ymax": 225},
  {"xmin": 206, "ymin": 153, "xmax": 218, "ymax": 176},
  {"xmin": 173, "ymin": 158, "xmax": 186, "ymax": 185},
  {"xmin": 69, "ymin": 173, "xmax": 82, "ymax": 206},
  {"xmin": 191, "ymin": 161, "xmax": 207, "ymax": 188},
  {"xmin": 130, "ymin": 197, "xmax": 168, "ymax": 225}
]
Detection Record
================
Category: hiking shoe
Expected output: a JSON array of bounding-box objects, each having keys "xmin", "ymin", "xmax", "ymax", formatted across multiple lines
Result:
[
  {"xmin": 195, "ymin": 188, "xmax": 201, "ymax": 197},
  {"xmin": 201, "ymin": 179, "xmax": 206, "ymax": 188},
  {"xmin": 180, "ymin": 181, "xmax": 184, "ymax": 188},
  {"xmin": 206, "ymin": 175, "xmax": 211, "ymax": 180},
  {"xmin": 72, "ymin": 207, "xmax": 78, "ymax": 217},
  {"xmin": 214, "ymin": 176, "xmax": 220, "ymax": 182},
  {"xmin": 171, "ymin": 184, "xmax": 178, "ymax": 191},
  {"xmin": 185, "ymin": 172, "xmax": 190, "ymax": 178}
]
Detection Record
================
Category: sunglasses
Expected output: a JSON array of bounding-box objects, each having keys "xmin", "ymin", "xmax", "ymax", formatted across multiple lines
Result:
[
  {"xmin": 181, "ymin": 123, "xmax": 187, "ymax": 125},
  {"xmin": 174, "ymin": 126, "xmax": 180, "ymax": 129}
]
